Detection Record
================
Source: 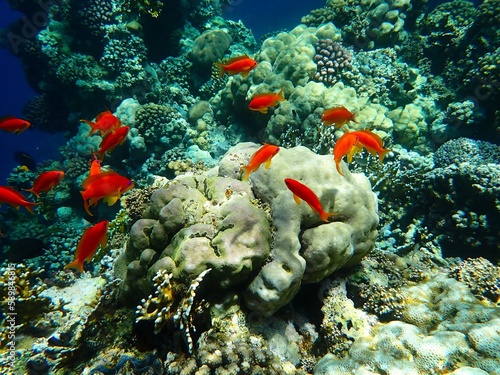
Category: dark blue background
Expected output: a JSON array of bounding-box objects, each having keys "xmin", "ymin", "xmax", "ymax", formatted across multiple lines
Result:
[{"xmin": 0, "ymin": 1, "xmax": 65, "ymax": 184}]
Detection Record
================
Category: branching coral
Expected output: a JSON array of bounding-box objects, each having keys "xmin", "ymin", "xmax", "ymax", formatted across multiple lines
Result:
[
  {"xmin": 0, "ymin": 264, "xmax": 52, "ymax": 348},
  {"xmin": 449, "ymin": 258, "xmax": 500, "ymax": 304},
  {"xmin": 136, "ymin": 268, "xmax": 211, "ymax": 352}
]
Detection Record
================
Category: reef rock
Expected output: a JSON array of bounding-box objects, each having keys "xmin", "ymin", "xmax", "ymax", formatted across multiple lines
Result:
[{"xmin": 118, "ymin": 142, "xmax": 378, "ymax": 316}]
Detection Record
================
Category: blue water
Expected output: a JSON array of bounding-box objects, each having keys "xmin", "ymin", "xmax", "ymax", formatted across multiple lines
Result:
[
  {"xmin": 224, "ymin": 0, "xmax": 326, "ymax": 39},
  {"xmin": 0, "ymin": 2, "xmax": 66, "ymax": 184}
]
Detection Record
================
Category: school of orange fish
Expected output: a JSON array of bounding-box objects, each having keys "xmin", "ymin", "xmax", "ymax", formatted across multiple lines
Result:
[{"xmin": 0, "ymin": 54, "xmax": 390, "ymax": 272}]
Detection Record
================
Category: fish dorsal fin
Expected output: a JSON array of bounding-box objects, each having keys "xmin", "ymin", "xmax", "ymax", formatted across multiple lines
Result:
[
  {"xmin": 0, "ymin": 115, "xmax": 15, "ymax": 122},
  {"xmin": 96, "ymin": 110, "xmax": 112, "ymax": 121},
  {"xmin": 1, "ymin": 186, "xmax": 29, "ymax": 201},
  {"xmin": 82, "ymin": 170, "xmax": 118, "ymax": 189},
  {"xmin": 225, "ymin": 54, "xmax": 250, "ymax": 65},
  {"xmin": 358, "ymin": 129, "xmax": 384, "ymax": 147}
]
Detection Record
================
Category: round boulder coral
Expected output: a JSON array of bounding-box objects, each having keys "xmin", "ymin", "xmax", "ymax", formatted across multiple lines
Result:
[
  {"xmin": 225, "ymin": 143, "xmax": 379, "ymax": 316},
  {"xmin": 118, "ymin": 173, "xmax": 272, "ymax": 298}
]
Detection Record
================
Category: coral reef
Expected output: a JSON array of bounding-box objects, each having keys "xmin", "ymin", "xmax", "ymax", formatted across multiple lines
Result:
[
  {"xmin": 317, "ymin": 271, "xmax": 500, "ymax": 375},
  {"xmin": 312, "ymin": 39, "xmax": 353, "ymax": 85},
  {"xmin": 211, "ymin": 23, "xmax": 435, "ymax": 152},
  {"xmin": 302, "ymin": 0, "xmax": 421, "ymax": 49},
  {"xmin": 117, "ymin": 142, "xmax": 378, "ymax": 319},
  {"xmin": 136, "ymin": 268, "xmax": 211, "ymax": 352},
  {"xmin": 449, "ymin": 258, "xmax": 500, "ymax": 304},
  {"xmin": 420, "ymin": 146, "xmax": 500, "ymax": 262}
]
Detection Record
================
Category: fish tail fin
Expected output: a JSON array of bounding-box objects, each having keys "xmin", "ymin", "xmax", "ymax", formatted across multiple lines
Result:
[
  {"xmin": 335, "ymin": 159, "xmax": 345, "ymax": 176},
  {"xmin": 80, "ymin": 119, "xmax": 97, "ymax": 135},
  {"xmin": 277, "ymin": 86, "xmax": 286, "ymax": 101},
  {"xmin": 379, "ymin": 149, "xmax": 391, "ymax": 163},
  {"xmin": 64, "ymin": 259, "xmax": 84, "ymax": 273},
  {"xmin": 214, "ymin": 62, "xmax": 225, "ymax": 78},
  {"xmin": 23, "ymin": 202, "xmax": 39, "ymax": 214},
  {"xmin": 378, "ymin": 148, "xmax": 391, "ymax": 163},
  {"xmin": 240, "ymin": 166, "xmax": 251, "ymax": 181},
  {"xmin": 320, "ymin": 210, "xmax": 337, "ymax": 223},
  {"xmin": 23, "ymin": 188, "xmax": 40, "ymax": 198},
  {"xmin": 81, "ymin": 191, "xmax": 94, "ymax": 216}
]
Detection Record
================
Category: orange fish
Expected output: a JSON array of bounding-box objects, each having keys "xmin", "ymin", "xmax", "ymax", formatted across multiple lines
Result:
[
  {"xmin": 24, "ymin": 170, "xmax": 65, "ymax": 197},
  {"xmin": 284, "ymin": 178, "xmax": 335, "ymax": 222},
  {"xmin": 65, "ymin": 220, "xmax": 109, "ymax": 273},
  {"xmin": 248, "ymin": 87, "xmax": 286, "ymax": 114},
  {"xmin": 93, "ymin": 126, "xmax": 130, "ymax": 161},
  {"xmin": 215, "ymin": 55, "xmax": 258, "ymax": 78},
  {"xmin": 81, "ymin": 110, "xmax": 121, "ymax": 136},
  {"xmin": 350, "ymin": 130, "xmax": 391, "ymax": 162},
  {"xmin": 321, "ymin": 106, "xmax": 357, "ymax": 128},
  {"xmin": 0, "ymin": 116, "xmax": 31, "ymax": 134},
  {"xmin": 80, "ymin": 171, "xmax": 134, "ymax": 216},
  {"xmin": 333, "ymin": 131, "xmax": 363, "ymax": 176},
  {"xmin": 0, "ymin": 186, "xmax": 38, "ymax": 214},
  {"xmin": 241, "ymin": 143, "xmax": 280, "ymax": 181},
  {"xmin": 89, "ymin": 158, "xmax": 103, "ymax": 176}
]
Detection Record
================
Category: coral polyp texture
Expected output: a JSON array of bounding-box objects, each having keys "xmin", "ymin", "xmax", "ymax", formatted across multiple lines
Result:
[{"xmin": 313, "ymin": 39, "xmax": 353, "ymax": 85}]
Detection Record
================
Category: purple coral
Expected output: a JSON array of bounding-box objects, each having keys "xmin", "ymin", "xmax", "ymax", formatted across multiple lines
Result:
[{"xmin": 313, "ymin": 39, "xmax": 352, "ymax": 85}]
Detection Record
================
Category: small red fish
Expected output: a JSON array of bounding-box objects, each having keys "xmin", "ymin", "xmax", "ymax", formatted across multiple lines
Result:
[
  {"xmin": 81, "ymin": 110, "xmax": 121, "ymax": 136},
  {"xmin": 248, "ymin": 87, "xmax": 286, "ymax": 114},
  {"xmin": 284, "ymin": 178, "xmax": 336, "ymax": 222},
  {"xmin": 65, "ymin": 220, "xmax": 109, "ymax": 273},
  {"xmin": 215, "ymin": 55, "xmax": 258, "ymax": 78},
  {"xmin": 321, "ymin": 106, "xmax": 357, "ymax": 128},
  {"xmin": 333, "ymin": 131, "xmax": 363, "ymax": 176},
  {"xmin": 93, "ymin": 126, "xmax": 130, "ymax": 161},
  {"xmin": 89, "ymin": 158, "xmax": 103, "ymax": 176},
  {"xmin": 350, "ymin": 130, "xmax": 391, "ymax": 162},
  {"xmin": 0, "ymin": 116, "xmax": 31, "ymax": 134},
  {"xmin": 0, "ymin": 185, "xmax": 38, "ymax": 214},
  {"xmin": 241, "ymin": 143, "xmax": 280, "ymax": 181},
  {"xmin": 80, "ymin": 171, "xmax": 134, "ymax": 216},
  {"xmin": 24, "ymin": 170, "xmax": 65, "ymax": 198}
]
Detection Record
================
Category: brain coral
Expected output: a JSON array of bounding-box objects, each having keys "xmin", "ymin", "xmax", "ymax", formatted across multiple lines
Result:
[{"xmin": 117, "ymin": 143, "xmax": 379, "ymax": 317}]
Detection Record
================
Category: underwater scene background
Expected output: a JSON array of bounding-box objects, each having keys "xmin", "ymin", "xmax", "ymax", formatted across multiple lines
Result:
[{"xmin": 0, "ymin": 0, "xmax": 499, "ymax": 374}]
